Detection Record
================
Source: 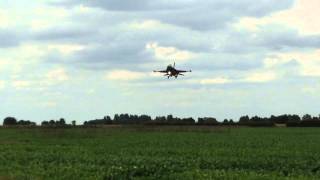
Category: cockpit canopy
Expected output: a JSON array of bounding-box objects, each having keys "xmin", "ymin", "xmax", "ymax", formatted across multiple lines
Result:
[{"xmin": 167, "ymin": 64, "xmax": 174, "ymax": 70}]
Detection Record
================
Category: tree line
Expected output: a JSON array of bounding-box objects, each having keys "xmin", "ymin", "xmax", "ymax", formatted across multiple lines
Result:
[{"xmin": 3, "ymin": 113, "xmax": 320, "ymax": 127}]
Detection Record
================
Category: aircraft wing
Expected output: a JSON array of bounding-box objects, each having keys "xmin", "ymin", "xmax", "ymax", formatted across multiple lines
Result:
[
  {"xmin": 177, "ymin": 69, "xmax": 192, "ymax": 73},
  {"xmin": 153, "ymin": 70, "xmax": 167, "ymax": 73}
]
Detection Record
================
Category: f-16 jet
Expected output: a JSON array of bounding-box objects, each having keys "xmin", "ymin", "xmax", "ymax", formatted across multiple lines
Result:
[{"xmin": 153, "ymin": 62, "xmax": 192, "ymax": 79}]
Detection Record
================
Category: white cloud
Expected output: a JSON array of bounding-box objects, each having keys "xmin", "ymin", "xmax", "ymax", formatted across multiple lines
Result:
[
  {"xmin": 0, "ymin": 80, "xmax": 5, "ymax": 90},
  {"xmin": 41, "ymin": 101, "xmax": 57, "ymax": 108},
  {"xmin": 129, "ymin": 20, "xmax": 167, "ymax": 29},
  {"xmin": 0, "ymin": 58, "xmax": 25, "ymax": 78},
  {"xmin": 75, "ymin": 4, "xmax": 92, "ymax": 13},
  {"xmin": 302, "ymin": 85, "xmax": 320, "ymax": 96},
  {"xmin": 300, "ymin": 63, "xmax": 320, "ymax": 76},
  {"xmin": 33, "ymin": 6, "xmax": 68, "ymax": 18},
  {"xmin": 264, "ymin": 49, "xmax": 320, "ymax": 77},
  {"xmin": 9, "ymin": 68, "xmax": 70, "ymax": 90},
  {"xmin": 200, "ymin": 77, "xmax": 231, "ymax": 85},
  {"xmin": 105, "ymin": 70, "xmax": 145, "ymax": 81},
  {"xmin": 146, "ymin": 42, "xmax": 196, "ymax": 61},
  {"xmin": 20, "ymin": 44, "xmax": 45, "ymax": 59},
  {"xmin": 12, "ymin": 80, "xmax": 32, "ymax": 90},
  {"xmin": 234, "ymin": 0, "xmax": 320, "ymax": 35},
  {"xmin": 0, "ymin": 58, "xmax": 9, "ymax": 71},
  {"xmin": 86, "ymin": 88, "xmax": 96, "ymax": 95},
  {"xmin": 199, "ymin": 72, "xmax": 278, "ymax": 85},
  {"xmin": 30, "ymin": 6, "xmax": 69, "ymax": 30},
  {"xmin": 243, "ymin": 71, "xmax": 277, "ymax": 83},
  {"xmin": 47, "ymin": 44, "xmax": 86, "ymax": 55},
  {"xmin": 0, "ymin": 9, "xmax": 10, "ymax": 28},
  {"xmin": 46, "ymin": 67, "xmax": 69, "ymax": 82},
  {"xmin": 31, "ymin": 20, "xmax": 53, "ymax": 30},
  {"xmin": 263, "ymin": 56, "xmax": 291, "ymax": 68}
]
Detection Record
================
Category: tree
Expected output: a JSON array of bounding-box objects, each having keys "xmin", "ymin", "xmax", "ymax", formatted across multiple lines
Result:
[
  {"xmin": 49, "ymin": 120, "xmax": 55, "ymax": 126},
  {"xmin": 41, "ymin": 121, "xmax": 49, "ymax": 126},
  {"xmin": 197, "ymin": 117, "xmax": 218, "ymax": 125},
  {"xmin": 299, "ymin": 114, "xmax": 320, "ymax": 127},
  {"xmin": 114, "ymin": 114, "xmax": 120, "ymax": 124},
  {"xmin": 103, "ymin": 116, "xmax": 112, "ymax": 124},
  {"xmin": 139, "ymin": 115, "xmax": 152, "ymax": 124},
  {"xmin": 72, "ymin": 120, "xmax": 76, "ymax": 126},
  {"xmin": 119, "ymin": 114, "xmax": 130, "ymax": 124},
  {"xmin": 59, "ymin": 118, "xmax": 66, "ymax": 125},
  {"xmin": 239, "ymin": 115, "xmax": 250, "ymax": 125},
  {"xmin": 154, "ymin": 116, "xmax": 166, "ymax": 125},
  {"xmin": 288, "ymin": 115, "xmax": 300, "ymax": 122},
  {"xmin": 223, "ymin": 119, "xmax": 229, "ymax": 125},
  {"xmin": 17, "ymin": 120, "xmax": 36, "ymax": 126},
  {"xmin": 3, "ymin": 117, "xmax": 17, "ymax": 126},
  {"xmin": 302, "ymin": 114, "xmax": 312, "ymax": 121},
  {"xmin": 167, "ymin": 115, "xmax": 174, "ymax": 124}
]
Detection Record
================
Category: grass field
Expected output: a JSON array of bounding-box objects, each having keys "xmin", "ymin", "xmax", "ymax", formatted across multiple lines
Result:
[{"xmin": 0, "ymin": 126, "xmax": 320, "ymax": 179}]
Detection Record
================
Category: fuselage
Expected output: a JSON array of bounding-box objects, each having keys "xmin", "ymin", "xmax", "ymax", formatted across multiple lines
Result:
[
  {"xmin": 153, "ymin": 63, "xmax": 191, "ymax": 79},
  {"xmin": 166, "ymin": 65, "xmax": 179, "ymax": 76}
]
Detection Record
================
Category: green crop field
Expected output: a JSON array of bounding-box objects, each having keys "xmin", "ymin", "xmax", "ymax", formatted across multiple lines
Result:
[{"xmin": 0, "ymin": 126, "xmax": 320, "ymax": 179}]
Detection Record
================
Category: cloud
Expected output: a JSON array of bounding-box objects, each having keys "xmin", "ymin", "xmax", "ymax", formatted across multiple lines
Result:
[
  {"xmin": 257, "ymin": 28, "xmax": 320, "ymax": 50},
  {"xmin": 47, "ymin": 44, "xmax": 86, "ymax": 55},
  {"xmin": 33, "ymin": 26, "xmax": 94, "ymax": 41},
  {"xmin": 41, "ymin": 101, "xmax": 58, "ymax": 108},
  {"xmin": 221, "ymin": 26, "xmax": 320, "ymax": 54},
  {"xmin": 46, "ymin": 67, "xmax": 69, "ymax": 83},
  {"xmin": 0, "ymin": 80, "xmax": 5, "ymax": 90},
  {"xmin": 105, "ymin": 70, "xmax": 146, "ymax": 81},
  {"xmin": 129, "ymin": 20, "xmax": 167, "ymax": 30},
  {"xmin": 0, "ymin": 29, "xmax": 21, "ymax": 48},
  {"xmin": 0, "ymin": 58, "xmax": 9, "ymax": 71},
  {"xmin": 53, "ymin": 0, "xmax": 294, "ymax": 31},
  {"xmin": 264, "ymin": 49, "xmax": 320, "ymax": 77},
  {"xmin": 146, "ymin": 42, "xmax": 196, "ymax": 61},
  {"xmin": 0, "ymin": 10, "xmax": 10, "ymax": 28},
  {"xmin": 66, "ymin": 42, "xmax": 153, "ymax": 70},
  {"xmin": 36, "ymin": 1, "xmax": 307, "ymax": 74},
  {"xmin": 235, "ymin": 0, "xmax": 320, "ymax": 35},
  {"xmin": 188, "ymin": 52, "xmax": 265, "ymax": 72},
  {"xmin": 200, "ymin": 77, "xmax": 231, "ymax": 85},
  {"xmin": 12, "ymin": 80, "xmax": 33, "ymax": 90},
  {"xmin": 243, "ymin": 71, "xmax": 277, "ymax": 83},
  {"xmin": 197, "ymin": 70, "xmax": 279, "ymax": 86},
  {"xmin": 7, "ymin": 67, "xmax": 71, "ymax": 91}
]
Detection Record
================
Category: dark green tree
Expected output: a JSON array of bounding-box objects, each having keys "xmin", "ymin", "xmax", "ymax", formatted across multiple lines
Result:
[
  {"xmin": 41, "ymin": 121, "xmax": 49, "ymax": 126},
  {"xmin": 59, "ymin": 118, "xmax": 66, "ymax": 125},
  {"xmin": 3, "ymin": 117, "xmax": 17, "ymax": 126},
  {"xmin": 197, "ymin": 117, "xmax": 218, "ymax": 125},
  {"xmin": 103, "ymin": 116, "xmax": 112, "ymax": 124},
  {"xmin": 49, "ymin": 120, "xmax": 55, "ymax": 126},
  {"xmin": 239, "ymin": 115, "xmax": 250, "ymax": 125},
  {"xmin": 302, "ymin": 114, "xmax": 312, "ymax": 121}
]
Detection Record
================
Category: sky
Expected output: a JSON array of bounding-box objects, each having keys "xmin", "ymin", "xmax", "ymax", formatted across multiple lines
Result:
[{"xmin": 1, "ymin": 0, "xmax": 320, "ymax": 123}]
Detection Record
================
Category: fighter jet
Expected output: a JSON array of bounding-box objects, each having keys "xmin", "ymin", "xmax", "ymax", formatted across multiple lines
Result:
[{"xmin": 153, "ymin": 62, "xmax": 192, "ymax": 79}]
